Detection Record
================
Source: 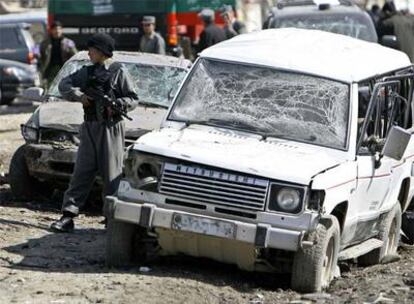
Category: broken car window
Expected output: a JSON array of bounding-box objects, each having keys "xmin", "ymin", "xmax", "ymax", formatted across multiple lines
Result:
[
  {"xmin": 48, "ymin": 60, "xmax": 187, "ymax": 108},
  {"xmin": 169, "ymin": 59, "xmax": 350, "ymax": 149},
  {"xmin": 274, "ymin": 15, "xmax": 377, "ymax": 42}
]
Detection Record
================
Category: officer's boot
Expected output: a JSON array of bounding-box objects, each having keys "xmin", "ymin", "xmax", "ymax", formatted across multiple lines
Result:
[{"xmin": 50, "ymin": 212, "xmax": 75, "ymax": 233}]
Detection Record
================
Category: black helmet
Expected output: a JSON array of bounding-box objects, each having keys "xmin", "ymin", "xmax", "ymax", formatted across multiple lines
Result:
[{"xmin": 87, "ymin": 33, "xmax": 115, "ymax": 57}]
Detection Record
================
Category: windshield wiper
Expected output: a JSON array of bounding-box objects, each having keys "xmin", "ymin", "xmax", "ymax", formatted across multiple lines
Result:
[
  {"xmin": 139, "ymin": 100, "xmax": 169, "ymax": 109},
  {"xmin": 182, "ymin": 118, "xmax": 264, "ymax": 134},
  {"xmin": 207, "ymin": 118, "xmax": 262, "ymax": 131},
  {"xmin": 261, "ymin": 132, "xmax": 317, "ymax": 142}
]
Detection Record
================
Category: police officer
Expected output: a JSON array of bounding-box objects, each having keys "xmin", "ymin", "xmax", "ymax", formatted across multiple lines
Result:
[
  {"xmin": 139, "ymin": 16, "xmax": 166, "ymax": 55},
  {"xmin": 197, "ymin": 8, "xmax": 226, "ymax": 53},
  {"xmin": 50, "ymin": 33, "xmax": 139, "ymax": 232}
]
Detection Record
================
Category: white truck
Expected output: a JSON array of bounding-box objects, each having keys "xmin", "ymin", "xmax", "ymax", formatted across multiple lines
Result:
[{"xmin": 105, "ymin": 29, "xmax": 414, "ymax": 292}]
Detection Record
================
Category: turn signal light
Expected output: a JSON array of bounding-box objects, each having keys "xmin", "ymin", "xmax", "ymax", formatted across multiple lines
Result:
[
  {"xmin": 27, "ymin": 52, "xmax": 36, "ymax": 64},
  {"xmin": 168, "ymin": 35, "xmax": 178, "ymax": 46}
]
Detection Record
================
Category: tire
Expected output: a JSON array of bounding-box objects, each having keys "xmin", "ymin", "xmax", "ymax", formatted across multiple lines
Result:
[
  {"xmin": 9, "ymin": 145, "xmax": 41, "ymax": 200},
  {"xmin": 105, "ymin": 217, "xmax": 136, "ymax": 267},
  {"xmin": 0, "ymin": 96, "xmax": 14, "ymax": 106},
  {"xmin": 291, "ymin": 216, "xmax": 340, "ymax": 292},
  {"xmin": 402, "ymin": 210, "xmax": 414, "ymax": 245},
  {"xmin": 358, "ymin": 203, "xmax": 402, "ymax": 266}
]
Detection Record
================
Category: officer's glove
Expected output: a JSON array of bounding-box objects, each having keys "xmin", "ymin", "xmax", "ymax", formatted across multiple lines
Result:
[
  {"xmin": 80, "ymin": 94, "xmax": 92, "ymax": 108},
  {"xmin": 114, "ymin": 98, "xmax": 127, "ymax": 111}
]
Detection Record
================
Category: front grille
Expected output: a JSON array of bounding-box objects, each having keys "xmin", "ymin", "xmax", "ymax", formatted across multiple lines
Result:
[
  {"xmin": 49, "ymin": 161, "xmax": 74, "ymax": 174},
  {"xmin": 159, "ymin": 163, "xmax": 269, "ymax": 212}
]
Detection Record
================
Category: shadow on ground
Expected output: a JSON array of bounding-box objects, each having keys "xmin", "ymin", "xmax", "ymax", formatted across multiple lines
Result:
[
  {"xmin": 0, "ymin": 185, "xmax": 102, "ymax": 214},
  {"xmin": 2, "ymin": 224, "xmax": 292, "ymax": 292}
]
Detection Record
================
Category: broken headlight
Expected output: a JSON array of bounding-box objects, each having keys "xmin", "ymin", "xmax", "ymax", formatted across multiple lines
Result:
[
  {"xmin": 39, "ymin": 129, "xmax": 78, "ymax": 144},
  {"xmin": 124, "ymin": 150, "xmax": 163, "ymax": 191},
  {"xmin": 267, "ymin": 183, "xmax": 305, "ymax": 214},
  {"xmin": 21, "ymin": 124, "xmax": 39, "ymax": 143}
]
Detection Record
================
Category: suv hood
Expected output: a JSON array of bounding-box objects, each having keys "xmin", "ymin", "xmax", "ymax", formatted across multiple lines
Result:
[
  {"xmin": 36, "ymin": 101, "xmax": 167, "ymax": 135},
  {"xmin": 134, "ymin": 126, "xmax": 348, "ymax": 185}
]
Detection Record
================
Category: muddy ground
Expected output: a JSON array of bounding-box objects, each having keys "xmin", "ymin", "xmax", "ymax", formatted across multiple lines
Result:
[{"xmin": 0, "ymin": 104, "xmax": 413, "ymax": 304}]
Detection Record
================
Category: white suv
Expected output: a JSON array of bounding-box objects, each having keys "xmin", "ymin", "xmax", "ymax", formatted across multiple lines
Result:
[{"xmin": 105, "ymin": 29, "xmax": 414, "ymax": 292}]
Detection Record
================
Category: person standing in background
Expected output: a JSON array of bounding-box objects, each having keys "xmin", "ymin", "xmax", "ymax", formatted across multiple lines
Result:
[
  {"xmin": 368, "ymin": 4, "xmax": 381, "ymax": 28},
  {"xmin": 377, "ymin": 1, "xmax": 414, "ymax": 62},
  {"xmin": 40, "ymin": 21, "xmax": 77, "ymax": 87},
  {"xmin": 196, "ymin": 8, "xmax": 226, "ymax": 53},
  {"xmin": 220, "ymin": 5, "xmax": 247, "ymax": 39},
  {"xmin": 139, "ymin": 16, "xmax": 166, "ymax": 55}
]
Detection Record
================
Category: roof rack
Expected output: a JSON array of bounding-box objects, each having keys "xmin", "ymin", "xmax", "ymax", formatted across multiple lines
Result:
[{"xmin": 276, "ymin": 0, "xmax": 354, "ymax": 9}]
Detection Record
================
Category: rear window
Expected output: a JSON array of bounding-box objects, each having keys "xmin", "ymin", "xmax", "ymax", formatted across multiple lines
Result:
[
  {"xmin": 271, "ymin": 13, "xmax": 378, "ymax": 42},
  {"xmin": 0, "ymin": 27, "xmax": 23, "ymax": 49}
]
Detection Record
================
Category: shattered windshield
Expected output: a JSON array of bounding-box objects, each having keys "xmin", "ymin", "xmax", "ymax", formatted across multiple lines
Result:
[
  {"xmin": 273, "ymin": 14, "xmax": 377, "ymax": 42},
  {"xmin": 169, "ymin": 59, "xmax": 350, "ymax": 149},
  {"xmin": 48, "ymin": 60, "xmax": 187, "ymax": 108}
]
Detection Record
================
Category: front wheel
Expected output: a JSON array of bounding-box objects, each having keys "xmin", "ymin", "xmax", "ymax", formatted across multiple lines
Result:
[
  {"xmin": 291, "ymin": 216, "xmax": 340, "ymax": 292},
  {"xmin": 9, "ymin": 145, "xmax": 52, "ymax": 201},
  {"xmin": 402, "ymin": 210, "xmax": 414, "ymax": 244},
  {"xmin": 9, "ymin": 145, "xmax": 39, "ymax": 200},
  {"xmin": 105, "ymin": 218, "xmax": 136, "ymax": 267}
]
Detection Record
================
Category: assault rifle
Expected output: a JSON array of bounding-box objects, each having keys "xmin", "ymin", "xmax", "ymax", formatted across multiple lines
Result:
[{"xmin": 84, "ymin": 87, "xmax": 132, "ymax": 121}]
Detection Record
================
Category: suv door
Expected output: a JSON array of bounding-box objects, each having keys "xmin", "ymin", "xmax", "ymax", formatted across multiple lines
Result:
[
  {"xmin": 352, "ymin": 80, "xmax": 404, "ymax": 243},
  {"xmin": 384, "ymin": 73, "xmax": 414, "ymax": 210}
]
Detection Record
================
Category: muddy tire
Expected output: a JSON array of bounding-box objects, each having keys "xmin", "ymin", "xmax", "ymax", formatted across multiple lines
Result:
[
  {"xmin": 0, "ymin": 95, "xmax": 14, "ymax": 105},
  {"xmin": 402, "ymin": 211, "xmax": 414, "ymax": 244},
  {"xmin": 9, "ymin": 145, "xmax": 39, "ymax": 200},
  {"xmin": 358, "ymin": 203, "xmax": 401, "ymax": 266},
  {"xmin": 291, "ymin": 216, "xmax": 340, "ymax": 292},
  {"xmin": 106, "ymin": 218, "xmax": 136, "ymax": 267}
]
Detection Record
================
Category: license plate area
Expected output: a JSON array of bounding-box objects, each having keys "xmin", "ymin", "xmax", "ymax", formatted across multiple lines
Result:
[{"xmin": 171, "ymin": 213, "xmax": 236, "ymax": 239}]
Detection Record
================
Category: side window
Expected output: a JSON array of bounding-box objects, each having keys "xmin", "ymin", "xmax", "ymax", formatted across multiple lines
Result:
[
  {"xmin": 398, "ymin": 74, "xmax": 414, "ymax": 129},
  {"xmin": 357, "ymin": 75, "xmax": 413, "ymax": 154},
  {"xmin": 0, "ymin": 27, "xmax": 21, "ymax": 49}
]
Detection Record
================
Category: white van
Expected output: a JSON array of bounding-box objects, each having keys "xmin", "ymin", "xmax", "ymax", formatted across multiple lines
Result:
[{"xmin": 105, "ymin": 29, "xmax": 414, "ymax": 292}]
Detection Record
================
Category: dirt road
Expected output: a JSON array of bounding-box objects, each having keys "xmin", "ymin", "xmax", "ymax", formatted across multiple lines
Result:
[{"xmin": 0, "ymin": 105, "xmax": 413, "ymax": 303}]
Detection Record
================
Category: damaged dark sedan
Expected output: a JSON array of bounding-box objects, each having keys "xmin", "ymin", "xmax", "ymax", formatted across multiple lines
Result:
[{"xmin": 9, "ymin": 51, "xmax": 191, "ymax": 200}]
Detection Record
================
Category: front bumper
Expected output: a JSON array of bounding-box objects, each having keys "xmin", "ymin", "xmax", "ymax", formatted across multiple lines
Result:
[
  {"xmin": 24, "ymin": 143, "xmax": 77, "ymax": 180},
  {"xmin": 106, "ymin": 195, "xmax": 304, "ymax": 252}
]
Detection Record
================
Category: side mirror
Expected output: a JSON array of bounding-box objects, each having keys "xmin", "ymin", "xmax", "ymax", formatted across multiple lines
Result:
[
  {"xmin": 21, "ymin": 87, "xmax": 44, "ymax": 102},
  {"xmin": 380, "ymin": 35, "xmax": 399, "ymax": 50},
  {"xmin": 382, "ymin": 126, "xmax": 411, "ymax": 161}
]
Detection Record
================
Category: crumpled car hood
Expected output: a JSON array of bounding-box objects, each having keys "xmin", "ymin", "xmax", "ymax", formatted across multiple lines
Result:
[
  {"xmin": 36, "ymin": 101, "xmax": 167, "ymax": 135},
  {"xmin": 134, "ymin": 126, "xmax": 348, "ymax": 185}
]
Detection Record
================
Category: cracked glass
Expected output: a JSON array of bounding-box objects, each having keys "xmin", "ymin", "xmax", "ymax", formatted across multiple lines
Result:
[
  {"xmin": 273, "ymin": 14, "xmax": 377, "ymax": 42},
  {"xmin": 48, "ymin": 60, "xmax": 187, "ymax": 108},
  {"xmin": 169, "ymin": 59, "xmax": 350, "ymax": 149}
]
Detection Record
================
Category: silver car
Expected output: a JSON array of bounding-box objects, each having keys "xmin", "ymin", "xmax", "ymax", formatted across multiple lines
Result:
[{"xmin": 9, "ymin": 51, "xmax": 191, "ymax": 201}]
